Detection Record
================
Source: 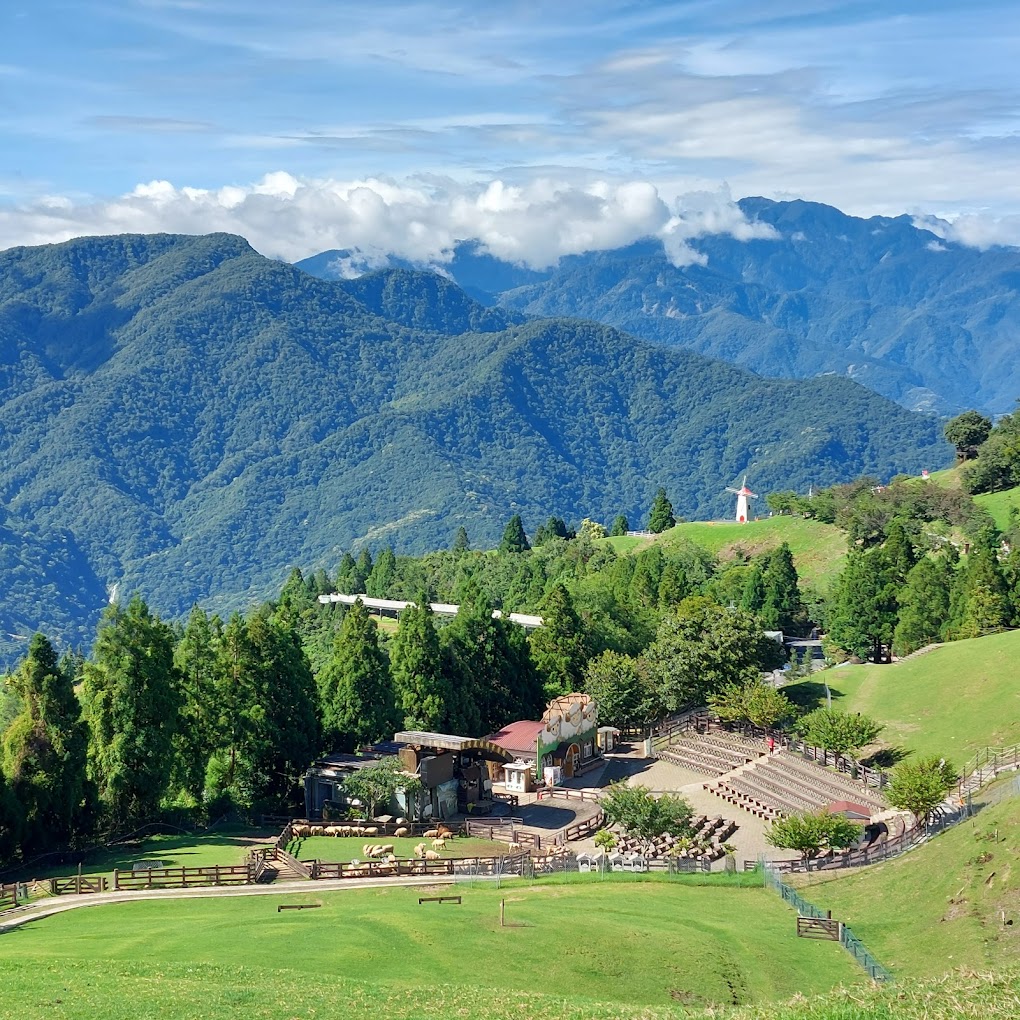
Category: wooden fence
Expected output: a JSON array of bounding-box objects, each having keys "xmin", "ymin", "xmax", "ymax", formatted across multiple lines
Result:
[
  {"xmin": 312, "ymin": 852, "xmax": 529, "ymax": 880},
  {"xmin": 0, "ymin": 883, "xmax": 18, "ymax": 910},
  {"xmin": 289, "ymin": 818, "xmax": 468, "ymax": 838},
  {"xmin": 112, "ymin": 864, "xmax": 254, "ymax": 890},
  {"xmin": 797, "ymin": 915, "xmax": 841, "ymax": 940},
  {"xmin": 535, "ymin": 786, "xmax": 602, "ymax": 803},
  {"xmin": 49, "ymin": 874, "xmax": 109, "ymax": 895}
]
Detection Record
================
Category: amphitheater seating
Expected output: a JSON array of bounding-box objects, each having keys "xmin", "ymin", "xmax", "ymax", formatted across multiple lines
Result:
[
  {"xmin": 702, "ymin": 749, "xmax": 888, "ymax": 820},
  {"xmin": 655, "ymin": 732, "xmax": 763, "ymax": 776}
]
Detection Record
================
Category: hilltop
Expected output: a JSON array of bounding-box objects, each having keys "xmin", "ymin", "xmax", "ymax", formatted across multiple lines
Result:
[
  {"xmin": 298, "ymin": 197, "xmax": 1020, "ymax": 417},
  {"xmin": 0, "ymin": 232, "xmax": 948, "ymax": 654}
]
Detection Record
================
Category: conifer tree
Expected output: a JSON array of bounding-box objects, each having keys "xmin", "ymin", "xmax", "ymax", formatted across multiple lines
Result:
[
  {"xmin": 451, "ymin": 526, "xmax": 470, "ymax": 554},
  {"xmin": 761, "ymin": 543, "xmax": 802, "ymax": 632},
  {"xmin": 318, "ymin": 599, "xmax": 395, "ymax": 752},
  {"xmin": 610, "ymin": 514, "xmax": 629, "ymax": 537},
  {"xmin": 391, "ymin": 598, "xmax": 448, "ymax": 731},
  {"xmin": 740, "ymin": 564, "xmax": 766, "ymax": 614},
  {"xmin": 827, "ymin": 548, "xmax": 898, "ymax": 662},
  {"xmin": 892, "ymin": 557, "xmax": 952, "ymax": 655},
  {"xmin": 334, "ymin": 552, "xmax": 358, "ymax": 592},
  {"xmin": 366, "ymin": 546, "xmax": 397, "ymax": 597},
  {"xmin": 883, "ymin": 519, "xmax": 917, "ymax": 582},
  {"xmin": 2, "ymin": 633, "xmax": 90, "ymax": 853},
  {"xmin": 499, "ymin": 514, "xmax": 531, "ymax": 553},
  {"xmin": 648, "ymin": 488, "xmax": 676, "ymax": 533},
  {"xmin": 947, "ymin": 531, "xmax": 1010, "ymax": 638},
  {"xmin": 353, "ymin": 549, "xmax": 374, "ymax": 592},
  {"xmin": 82, "ymin": 596, "xmax": 182, "ymax": 823},
  {"xmin": 530, "ymin": 583, "xmax": 590, "ymax": 698},
  {"xmin": 171, "ymin": 607, "xmax": 222, "ymax": 803}
]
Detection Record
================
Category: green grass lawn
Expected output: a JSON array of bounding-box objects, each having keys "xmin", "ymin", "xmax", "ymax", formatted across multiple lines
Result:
[
  {"xmin": 604, "ymin": 516, "xmax": 846, "ymax": 591},
  {"xmin": 786, "ymin": 630, "xmax": 1020, "ymax": 763},
  {"xmin": 792, "ymin": 778, "xmax": 1020, "ymax": 979},
  {"xmin": 974, "ymin": 483, "xmax": 1020, "ymax": 530},
  {"xmin": 289, "ymin": 834, "xmax": 512, "ymax": 861},
  {"xmin": 0, "ymin": 877, "xmax": 858, "ymax": 1017},
  {"xmin": 7, "ymin": 828, "xmax": 275, "ymax": 884}
]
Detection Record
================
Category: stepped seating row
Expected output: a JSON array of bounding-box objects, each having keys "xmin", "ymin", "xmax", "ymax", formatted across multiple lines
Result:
[
  {"xmin": 704, "ymin": 779, "xmax": 783, "ymax": 820},
  {"xmin": 702, "ymin": 730, "xmax": 769, "ymax": 754},
  {"xmin": 657, "ymin": 739, "xmax": 757, "ymax": 776},
  {"xmin": 770, "ymin": 754, "xmax": 886, "ymax": 809}
]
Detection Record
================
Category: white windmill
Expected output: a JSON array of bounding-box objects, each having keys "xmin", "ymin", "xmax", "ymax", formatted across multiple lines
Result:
[{"xmin": 727, "ymin": 476, "xmax": 758, "ymax": 524}]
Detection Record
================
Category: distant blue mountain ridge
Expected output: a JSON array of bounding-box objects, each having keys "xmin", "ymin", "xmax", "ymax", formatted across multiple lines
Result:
[{"xmin": 296, "ymin": 197, "xmax": 1020, "ymax": 417}]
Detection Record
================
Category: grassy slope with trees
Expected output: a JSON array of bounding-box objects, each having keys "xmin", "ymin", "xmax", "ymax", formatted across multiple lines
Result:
[
  {"xmin": 786, "ymin": 630, "xmax": 1020, "ymax": 760},
  {"xmin": 794, "ymin": 778, "xmax": 1020, "ymax": 979}
]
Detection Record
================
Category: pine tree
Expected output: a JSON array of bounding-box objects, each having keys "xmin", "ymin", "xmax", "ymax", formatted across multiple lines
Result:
[
  {"xmin": 761, "ymin": 543, "xmax": 801, "ymax": 632},
  {"xmin": 892, "ymin": 557, "xmax": 952, "ymax": 655},
  {"xmin": 366, "ymin": 546, "xmax": 397, "ymax": 597},
  {"xmin": 610, "ymin": 514, "xmax": 629, "ymax": 537},
  {"xmin": 530, "ymin": 583, "xmax": 590, "ymax": 698},
  {"xmin": 827, "ymin": 549, "xmax": 898, "ymax": 662},
  {"xmin": 883, "ymin": 519, "xmax": 917, "ymax": 582},
  {"xmin": 334, "ymin": 552, "xmax": 358, "ymax": 592},
  {"xmin": 451, "ymin": 526, "xmax": 470, "ymax": 554},
  {"xmin": 648, "ymin": 488, "xmax": 676, "ymax": 533},
  {"xmin": 2, "ymin": 633, "xmax": 90, "ymax": 853},
  {"xmin": 318, "ymin": 599, "xmax": 395, "ymax": 752},
  {"xmin": 391, "ymin": 598, "xmax": 448, "ymax": 731},
  {"xmin": 81, "ymin": 596, "xmax": 182, "ymax": 823},
  {"xmin": 353, "ymin": 549, "xmax": 374, "ymax": 592},
  {"xmin": 499, "ymin": 514, "xmax": 531, "ymax": 553},
  {"xmin": 171, "ymin": 607, "xmax": 222, "ymax": 803}
]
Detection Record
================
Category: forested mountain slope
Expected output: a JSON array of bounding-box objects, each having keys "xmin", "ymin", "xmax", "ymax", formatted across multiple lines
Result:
[
  {"xmin": 0, "ymin": 232, "xmax": 949, "ymax": 656},
  {"xmin": 299, "ymin": 198, "xmax": 1020, "ymax": 416}
]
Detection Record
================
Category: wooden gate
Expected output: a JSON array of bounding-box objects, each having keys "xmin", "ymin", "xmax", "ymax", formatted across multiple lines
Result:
[{"xmin": 797, "ymin": 915, "xmax": 841, "ymax": 940}]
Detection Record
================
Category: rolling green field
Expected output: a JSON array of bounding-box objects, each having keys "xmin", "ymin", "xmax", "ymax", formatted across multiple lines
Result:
[
  {"xmin": 4, "ymin": 829, "xmax": 274, "ymax": 883},
  {"xmin": 0, "ymin": 878, "xmax": 858, "ymax": 1017},
  {"xmin": 974, "ymin": 484, "xmax": 1020, "ymax": 531},
  {"xmin": 794, "ymin": 778, "xmax": 1020, "ymax": 979},
  {"xmin": 604, "ymin": 515, "xmax": 847, "ymax": 591},
  {"xmin": 787, "ymin": 630, "xmax": 1020, "ymax": 762}
]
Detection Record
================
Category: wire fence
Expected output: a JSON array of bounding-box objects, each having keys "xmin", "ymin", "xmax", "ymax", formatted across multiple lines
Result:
[{"xmin": 761, "ymin": 859, "xmax": 892, "ymax": 983}]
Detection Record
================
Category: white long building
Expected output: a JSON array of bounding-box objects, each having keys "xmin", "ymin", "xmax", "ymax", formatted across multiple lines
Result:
[{"xmin": 317, "ymin": 592, "xmax": 543, "ymax": 629}]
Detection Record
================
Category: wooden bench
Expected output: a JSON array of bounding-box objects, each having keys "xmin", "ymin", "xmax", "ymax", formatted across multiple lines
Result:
[
  {"xmin": 277, "ymin": 903, "xmax": 322, "ymax": 912},
  {"xmin": 418, "ymin": 895, "xmax": 461, "ymax": 905}
]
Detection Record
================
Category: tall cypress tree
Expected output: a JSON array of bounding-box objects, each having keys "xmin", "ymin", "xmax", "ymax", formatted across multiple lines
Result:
[
  {"xmin": 391, "ymin": 598, "xmax": 448, "ymax": 731},
  {"xmin": 648, "ymin": 488, "xmax": 676, "ymax": 533},
  {"xmin": 892, "ymin": 557, "xmax": 952, "ymax": 655},
  {"xmin": 499, "ymin": 514, "xmax": 531, "ymax": 554},
  {"xmin": 318, "ymin": 600, "xmax": 395, "ymax": 751},
  {"xmin": 82, "ymin": 596, "xmax": 182, "ymax": 823},
  {"xmin": 530, "ymin": 583, "xmax": 589, "ymax": 698},
  {"xmin": 2, "ymin": 633, "xmax": 90, "ymax": 853},
  {"xmin": 761, "ymin": 543, "xmax": 801, "ymax": 633},
  {"xmin": 827, "ymin": 549, "xmax": 898, "ymax": 662},
  {"xmin": 366, "ymin": 546, "xmax": 397, "ymax": 597}
]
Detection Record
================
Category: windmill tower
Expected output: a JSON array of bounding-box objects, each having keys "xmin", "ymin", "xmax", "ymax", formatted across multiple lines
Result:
[{"xmin": 727, "ymin": 476, "xmax": 758, "ymax": 524}]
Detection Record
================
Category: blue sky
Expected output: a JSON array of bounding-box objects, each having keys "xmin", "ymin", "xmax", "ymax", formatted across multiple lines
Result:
[{"xmin": 2, "ymin": 0, "xmax": 1019, "ymax": 261}]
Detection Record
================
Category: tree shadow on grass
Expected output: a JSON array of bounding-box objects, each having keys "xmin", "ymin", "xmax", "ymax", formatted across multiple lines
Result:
[
  {"xmin": 861, "ymin": 746, "xmax": 911, "ymax": 769},
  {"xmin": 783, "ymin": 681, "xmax": 845, "ymax": 713}
]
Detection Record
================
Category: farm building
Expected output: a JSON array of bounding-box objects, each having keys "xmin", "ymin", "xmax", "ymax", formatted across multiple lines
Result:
[{"xmin": 487, "ymin": 693, "xmax": 617, "ymax": 786}]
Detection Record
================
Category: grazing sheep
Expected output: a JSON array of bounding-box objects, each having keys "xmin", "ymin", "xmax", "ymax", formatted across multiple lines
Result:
[
  {"xmin": 363, "ymin": 826, "xmax": 380, "ymax": 835},
  {"xmin": 393, "ymin": 826, "xmax": 409, "ymax": 838},
  {"xmin": 424, "ymin": 850, "xmax": 442, "ymax": 860},
  {"xmin": 413, "ymin": 842, "xmax": 428, "ymax": 859},
  {"xmin": 436, "ymin": 825, "xmax": 454, "ymax": 838},
  {"xmin": 324, "ymin": 826, "xmax": 341, "ymax": 836},
  {"xmin": 291, "ymin": 824, "xmax": 311, "ymax": 838},
  {"xmin": 507, "ymin": 842, "xmax": 522, "ymax": 853},
  {"xmin": 431, "ymin": 838, "xmax": 447, "ymax": 851},
  {"xmin": 379, "ymin": 843, "xmax": 394, "ymax": 855},
  {"xmin": 422, "ymin": 828, "xmax": 440, "ymax": 839},
  {"xmin": 310, "ymin": 826, "xmax": 325, "ymax": 837}
]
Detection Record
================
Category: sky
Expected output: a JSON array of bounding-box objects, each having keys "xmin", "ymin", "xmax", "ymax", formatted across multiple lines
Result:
[{"xmin": 2, "ymin": 0, "xmax": 1020, "ymax": 264}]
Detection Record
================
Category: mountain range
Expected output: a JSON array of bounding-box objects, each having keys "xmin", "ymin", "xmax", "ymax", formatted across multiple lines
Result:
[
  {"xmin": 0, "ymin": 231, "xmax": 950, "ymax": 659},
  {"xmin": 298, "ymin": 198, "xmax": 1020, "ymax": 417}
]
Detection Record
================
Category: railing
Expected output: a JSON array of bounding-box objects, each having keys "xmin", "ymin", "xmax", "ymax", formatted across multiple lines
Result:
[
  {"xmin": 112, "ymin": 864, "xmax": 254, "ymax": 890},
  {"xmin": 959, "ymin": 745, "xmax": 1020, "ymax": 795},
  {"xmin": 761, "ymin": 860, "xmax": 891, "ymax": 982},
  {"xmin": 563, "ymin": 810, "xmax": 605, "ymax": 842},
  {"xmin": 0, "ymin": 883, "xmax": 18, "ymax": 910},
  {"xmin": 650, "ymin": 709, "xmax": 713, "ymax": 752},
  {"xmin": 49, "ymin": 874, "xmax": 109, "ymax": 895},
  {"xmin": 312, "ymin": 853, "xmax": 528, "ymax": 880},
  {"xmin": 535, "ymin": 787, "xmax": 603, "ymax": 803}
]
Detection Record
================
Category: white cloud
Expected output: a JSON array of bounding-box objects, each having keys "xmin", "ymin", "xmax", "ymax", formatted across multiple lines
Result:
[{"xmin": 0, "ymin": 174, "xmax": 778, "ymax": 268}]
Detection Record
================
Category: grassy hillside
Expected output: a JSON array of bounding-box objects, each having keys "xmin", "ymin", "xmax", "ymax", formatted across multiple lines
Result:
[
  {"xmin": 606, "ymin": 515, "xmax": 847, "ymax": 591},
  {"xmin": 795, "ymin": 778, "xmax": 1020, "ymax": 979},
  {"xmin": 2, "ymin": 878, "xmax": 857, "ymax": 1014},
  {"xmin": 975, "ymin": 484, "xmax": 1020, "ymax": 530},
  {"xmin": 787, "ymin": 630, "xmax": 1020, "ymax": 761}
]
